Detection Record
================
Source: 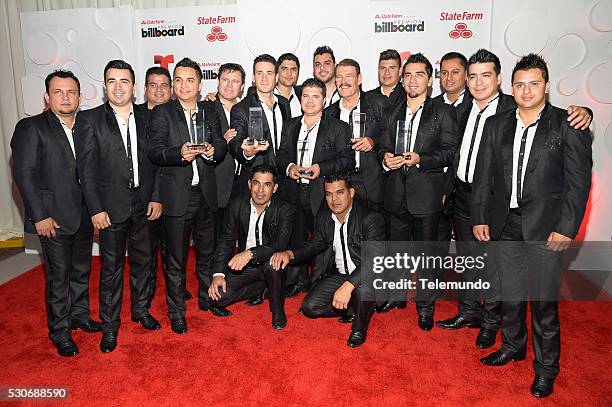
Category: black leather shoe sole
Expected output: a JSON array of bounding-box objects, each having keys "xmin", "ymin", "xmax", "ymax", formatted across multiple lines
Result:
[
  {"xmin": 418, "ymin": 316, "xmax": 434, "ymax": 331},
  {"xmin": 245, "ymin": 297, "xmax": 264, "ymax": 306},
  {"xmin": 530, "ymin": 376, "xmax": 554, "ymax": 398},
  {"xmin": 436, "ymin": 317, "xmax": 481, "ymax": 330}
]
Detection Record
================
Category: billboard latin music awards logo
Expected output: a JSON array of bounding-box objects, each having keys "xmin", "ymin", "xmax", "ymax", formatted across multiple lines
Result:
[
  {"xmin": 141, "ymin": 19, "xmax": 185, "ymax": 38},
  {"xmin": 373, "ymin": 13, "xmax": 425, "ymax": 33},
  {"xmin": 449, "ymin": 23, "xmax": 473, "ymax": 39},
  {"xmin": 206, "ymin": 26, "xmax": 228, "ymax": 42}
]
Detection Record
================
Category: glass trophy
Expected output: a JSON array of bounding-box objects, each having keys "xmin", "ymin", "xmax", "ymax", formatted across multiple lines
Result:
[
  {"xmin": 186, "ymin": 109, "xmax": 207, "ymax": 150},
  {"xmin": 248, "ymin": 107, "xmax": 265, "ymax": 145},
  {"xmin": 298, "ymin": 140, "xmax": 313, "ymax": 177},
  {"xmin": 352, "ymin": 112, "xmax": 366, "ymax": 139},
  {"xmin": 394, "ymin": 120, "xmax": 410, "ymax": 159}
]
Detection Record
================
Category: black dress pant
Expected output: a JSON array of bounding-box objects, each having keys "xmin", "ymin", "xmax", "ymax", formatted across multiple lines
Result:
[
  {"xmin": 452, "ymin": 180, "xmax": 501, "ymax": 329},
  {"xmin": 98, "ymin": 189, "xmax": 152, "ymax": 333},
  {"xmin": 496, "ymin": 208, "xmax": 562, "ymax": 378},
  {"xmin": 212, "ymin": 264, "xmax": 287, "ymax": 313},
  {"xmin": 147, "ymin": 216, "xmax": 167, "ymax": 308},
  {"xmin": 39, "ymin": 207, "xmax": 94, "ymax": 343},
  {"xmin": 302, "ymin": 273, "xmax": 374, "ymax": 333},
  {"xmin": 287, "ymin": 184, "xmax": 315, "ymax": 288},
  {"xmin": 349, "ymin": 171, "xmax": 382, "ymax": 212},
  {"xmin": 164, "ymin": 188, "xmax": 215, "ymax": 320},
  {"xmin": 387, "ymin": 201, "xmax": 441, "ymax": 316}
]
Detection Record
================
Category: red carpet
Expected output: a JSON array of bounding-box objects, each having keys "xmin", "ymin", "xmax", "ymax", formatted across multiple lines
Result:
[{"xmin": 1, "ymin": 256, "xmax": 611, "ymax": 406}]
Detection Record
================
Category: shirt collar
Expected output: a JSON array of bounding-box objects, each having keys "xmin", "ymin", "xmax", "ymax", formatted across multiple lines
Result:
[
  {"xmin": 340, "ymin": 97, "xmax": 360, "ymax": 112},
  {"xmin": 515, "ymin": 104, "xmax": 545, "ymax": 126},
  {"xmin": 331, "ymin": 206, "xmax": 353, "ymax": 225}
]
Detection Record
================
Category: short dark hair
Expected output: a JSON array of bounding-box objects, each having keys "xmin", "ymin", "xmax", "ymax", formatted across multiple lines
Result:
[
  {"xmin": 468, "ymin": 49, "xmax": 501, "ymax": 75},
  {"xmin": 174, "ymin": 57, "xmax": 203, "ymax": 82},
  {"xmin": 45, "ymin": 70, "xmax": 80, "ymax": 93},
  {"xmin": 301, "ymin": 77, "xmax": 326, "ymax": 98},
  {"xmin": 218, "ymin": 63, "xmax": 246, "ymax": 84},
  {"xmin": 313, "ymin": 45, "xmax": 335, "ymax": 63},
  {"xmin": 403, "ymin": 53, "xmax": 433, "ymax": 78},
  {"xmin": 277, "ymin": 53, "xmax": 300, "ymax": 71},
  {"xmin": 145, "ymin": 66, "xmax": 171, "ymax": 85},
  {"xmin": 324, "ymin": 173, "xmax": 353, "ymax": 189},
  {"xmin": 253, "ymin": 54, "xmax": 277, "ymax": 74},
  {"xmin": 104, "ymin": 60, "xmax": 135, "ymax": 83},
  {"xmin": 379, "ymin": 49, "xmax": 401, "ymax": 66},
  {"xmin": 512, "ymin": 53, "xmax": 549, "ymax": 84},
  {"xmin": 335, "ymin": 58, "xmax": 361, "ymax": 75},
  {"xmin": 250, "ymin": 164, "xmax": 278, "ymax": 184},
  {"xmin": 440, "ymin": 52, "xmax": 468, "ymax": 70}
]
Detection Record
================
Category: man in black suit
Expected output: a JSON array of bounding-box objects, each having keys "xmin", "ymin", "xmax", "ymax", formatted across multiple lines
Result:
[
  {"xmin": 139, "ymin": 66, "xmax": 172, "ymax": 309},
  {"xmin": 148, "ymin": 58, "xmax": 226, "ymax": 333},
  {"xmin": 366, "ymin": 49, "xmax": 404, "ymax": 108},
  {"xmin": 229, "ymin": 54, "xmax": 291, "ymax": 179},
  {"xmin": 313, "ymin": 46, "xmax": 339, "ymax": 108},
  {"xmin": 11, "ymin": 70, "xmax": 100, "ymax": 357},
  {"xmin": 438, "ymin": 50, "xmax": 593, "ymax": 348},
  {"xmin": 275, "ymin": 53, "xmax": 303, "ymax": 118},
  {"xmin": 325, "ymin": 58, "xmax": 387, "ymax": 211},
  {"xmin": 75, "ymin": 60, "xmax": 162, "ymax": 353},
  {"xmin": 209, "ymin": 164, "xmax": 296, "ymax": 328},
  {"xmin": 379, "ymin": 53, "xmax": 459, "ymax": 329},
  {"xmin": 271, "ymin": 175, "xmax": 385, "ymax": 347},
  {"xmin": 472, "ymin": 54, "xmax": 592, "ymax": 398},
  {"xmin": 276, "ymin": 78, "xmax": 355, "ymax": 297}
]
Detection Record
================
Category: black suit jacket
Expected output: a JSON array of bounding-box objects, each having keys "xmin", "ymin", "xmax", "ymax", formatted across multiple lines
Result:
[
  {"xmin": 74, "ymin": 102, "xmax": 159, "ymax": 223},
  {"xmin": 228, "ymin": 92, "xmax": 291, "ymax": 168},
  {"xmin": 366, "ymin": 84, "xmax": 405, "ymax": 109},
  {"xmin": 209, "ymin": 97, "xmax": 235, "ymax": 208},
  {"xmin": 379, "ymin": 96, "xmax": 459, "ymax": 214},
  {"xmin": 471, "ymin": 103, "xmax": 592, "ymax": 241},
  {"xmin": 276, "ymin": 115, "xmax": 356, "ymax": 215},
  {"xmin": 11, "ymin": 110, "xmax": 89, "ymax": 235},
  {"xmin": 147, "ymin": 99, "xmax": 226, "ymax": 216},
  {"xmin": 213, "ymin": 195, "xmax": 296, "ymax": 276},
  {"xmin": 324, "ymin": 91, "xmax": 388, "ymax": 203},
  {"xmin": 291, "ymin": 204, "xmax": 385, "ymax": 286}
]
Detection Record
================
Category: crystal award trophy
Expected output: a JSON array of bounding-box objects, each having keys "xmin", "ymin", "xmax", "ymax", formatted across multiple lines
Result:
[
  {"xmin": 394, "ymin": 120, "xmax": 410, "ymax": 159},
  {"xmin": 248, "ymin": 107, "xmax": 265, "ymax": 145}
]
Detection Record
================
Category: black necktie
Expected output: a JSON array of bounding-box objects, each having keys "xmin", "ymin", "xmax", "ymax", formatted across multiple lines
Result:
[
  {"xmin": 516, "ymin": 119, "xmax": 540, "ymax": 204},
  {"xmin": 125, "ymin": 116, "xmax": 134, "ymax": 188},
  {"xmin": 254, "ymin": 207, "xmax": 267, "ymax": 246},
  {"xmin": 271, "ymin": 102, "xmax": 278, "ymax": 155},
  {"xmin": 463, "ymin": 98, "xmax": 497, "ymax": 183},
  {"xmin": 402, "ymin": 105, "xmax": 422, "ymax": 176},
  {"xmin": 339, "ymin": 222, "xmax": 349, "ymax": 274}
]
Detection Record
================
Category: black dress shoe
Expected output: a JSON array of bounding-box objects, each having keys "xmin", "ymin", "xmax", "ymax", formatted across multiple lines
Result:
[
  {"xmin": 71, "ymin": 319, "xmax": 102, "ymax": 333},
  {"xmin": 100, "ymin": 331, "xmax": 118, "ymax": 353},
  {"xmin": 418, "ymin": 314, "xmax": 434, "ymax": 331},
  {"xmin": 245, "ymin": 288, "xmax": 268, "ymax": 306},
  {"xmin": 436, "ymin": 315, "xmax": 481, "ymax": 330},
  {"xmin": 377, "ymin": 301, "xmax": 407, "ymax": 313},
  {"xmin": 476, "ymin": 328, "xmax": 497, "ymax": 349},
  {"xmin": 55, "ymin": 338, "xmax": 79, "ymax": 357},
  {"xmin": 271, "ymin": 311, "xmax": 287, "ymax": 330},
  {"xmin": 170, "ymin": 318, "xmax": 188, "ymax": 334},
  {"xmin": 347, "ymin": 330, "xmax": 367, "ymax": 348},
  {"xmin": 480, "ymin": 349, "xmax": 526, "ymax": 366},
  {"xmin": 530, "ymin": 375, "xmax": 554, "ymax": 398},
  {"xmin": 285, "ymin": 283, "xmax": 309, "ymax": 298},
  {"xmin": 210, "ymin": 306, "xmax": 232, "ymax": 317},
  {"xmin": 131, "ymin": 313, "xmax": 161, "ymax": 330},
  {"xmin": 338, "ymin": 314, "xmax": 355, "ymax": 324},
  {"xmin": 184, "ymin": 290, "xmax": 193, "ymax": 301}
]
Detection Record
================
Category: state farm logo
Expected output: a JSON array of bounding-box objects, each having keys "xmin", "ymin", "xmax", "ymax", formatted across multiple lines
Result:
[
  {"xmin": 206, "ymin": 26, "xmax": 228, "ymax": 42},
  {"xmin": 449, "ymin": 23, "xmax": 472, "ymax": 39}
]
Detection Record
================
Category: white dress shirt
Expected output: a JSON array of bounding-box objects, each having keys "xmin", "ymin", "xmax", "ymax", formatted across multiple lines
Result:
[
  {"xmin": 55, "ymin": 113, "xmax": 76, "ymax": 158},
  {"xmin": 510, "ymin": 108, "xmax": 544, "ymax": 208},
  {"xmin": 443, "ymin": 90, "xmax": 465, "ymax": 107},
  {"xmin": 325, "ymin": 89, "xmax": 340, "ymax": 108},
  {"xmin": 339, "ymin": 99, "xmax": 361, "ymax": 168},
  {"xmin": 287, "ymin": 116, "xmax": 321, "ymax": 184},
  {"xmin": 332, "ymin": 209, "xmax": 356, "ymax": 275},
  {"xmin": 113, "ymin": 108, "xmax": 139, "ymax": 187},
  {"xmin": 260, "ymin": 95, "xmax": 283, "ymax": 154},
  {"xmin": 275, "ymin": 86, "xmax": 301, "ymax": 118}
]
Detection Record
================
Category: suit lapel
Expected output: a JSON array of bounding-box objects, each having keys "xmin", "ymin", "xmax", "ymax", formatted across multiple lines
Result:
[
  {"xmin": 103, "ymin": 102, "xmax": 130, "ymax": 159},
  {"xmin": 501, "ymin": 112, "xmax": 516, "ymax": 197},
  {"xmin": 46, "ymin": 111, "xmax": 76, "ymax": 166},
  {"xmin": 523, "ymin": 104, "xmax": 550, "ymax": 179},
  {"xmin": 239, "ymin": 197, "xmax": 251, "ymax": 236},
  {"xmin": 133, "ymin": 104, "xmax": 147, "ymax": 182},
  {"xmin": 215, "ymin": 98, "xmax": 230, "ymax": 132},
  {"xmin": 312, "ymin": 116, "xmax": 327, "ymax": 163},
  {"xmin": 172, "ymin": 100, "xmax": 191, "ymax": 143},
  {"xmin": 414, "ymin": 98, "xmax": 433, "ymax": 152}
]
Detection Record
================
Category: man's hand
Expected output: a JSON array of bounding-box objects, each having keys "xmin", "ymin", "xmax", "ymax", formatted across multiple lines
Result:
[
  {"xmin": 547, "ymin": 232, "xmax": 572, "ymax": 252},
  {"xmin": 303, "ymin": 163, "xmax": 321, "ymax": 180},
  {"xmin": 566, "ymin": 105, "xmax": 592, "ymax": 130},
  {"xmin": 270, "ymin": 250, "xmax": 294, "ymax": 271},
  {"xmin": 351, "ymin": 136, "xmax": 375, "ymax": 152},
  {"xmin": 224, "ymin": 128, "xmax": 237, "ymax": 143},
  {"xmin": 332, "ymin": 281, "xmax": 355, "ymax": 310},
  {"xmin": 204, "ymin": 92, "xmax": 217, "ymax": 102},
  {"xmin": 383, "ymin": 152, "xmax": 405, "ymax": 170},
  {"xmin": 287, "ymin": 164, "xmax": 302, "ymax": 180},
  {"xmin": 228, "ymin": 250, "xmax": 253, "ymax": 271},
  {"xmin": 147, "ymin": 202, "xmax": 162, "ymax": 221},
  {"xmin": 92, "ymin": 212, "xmax": 111, "ymax": 230},
  {"xmin": 405, "ymin": 152, "xmax": 420, "ymax": 167},
  {"xmin": 181, "ymin": 142, "xmax": 202, "ymax": 162},
  {"xmin": 473, "ymin": 224, "xmax": 490, "ymax": 241},
  {"xmin": 201, "ymin": 142, "xmax": 215, "ymax": 159},
  {"xmin": 208, "ymin": 275, "xmax": 226, "ymax": 300},
  {"xmin": 241, "ymin": 139, "xmax": 269, "ymax": 158},
  {"xmin": 35, "ymin": 217, "xmax": 60, "ymax": 238}
]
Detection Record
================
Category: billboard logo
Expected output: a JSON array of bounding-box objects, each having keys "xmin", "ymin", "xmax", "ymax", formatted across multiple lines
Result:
[
  {"xmin": 142, "ymin": 25, "xmax": 185, "ymax": 38},
  {"xmin": 374, "ymin": 21, "xmax": 425, "ymax": 33},
  {"xmin": 207, "ymin": 26, "xmax": 228, "ymax": 42},
  {"xmin": 154, "ymin": 54, "xmax": 174, "ymax": 69},
  {"xmin": 449, "ymin": 23, "xmax": 472, "ymax": 39}
]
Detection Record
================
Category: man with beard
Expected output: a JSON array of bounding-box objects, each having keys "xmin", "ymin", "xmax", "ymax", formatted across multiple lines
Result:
[
  {"xmin": 275, "ymin": 53, "xmax": 303, "ymax": 118},
  {"xmin": 313, "ymin": 46, "xmax": 340, "ymax": 108},
  {"xmin": 366, "ymin": 49, "xmax": 404, "ymax": 108}
]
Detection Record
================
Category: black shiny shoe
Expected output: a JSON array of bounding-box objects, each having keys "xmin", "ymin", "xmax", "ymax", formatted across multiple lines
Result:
[
  {"xmin": 184, "ymin": 290, "xmax": 193, "ymax": 301},
  {"xmin": 170, "ymin": 318, "xmax": 188, "ymax": 334},
  {"xmin": 377, "ymin": 301, "xmax": 407, "ymax": 313},
  {"xmin": 418, "ymin": 314, "xmax": 434, "ymax": 331},
  {"xmin": 530, "ymin": 375, "xmax": 554, "ymax": 398},
  {"xmin": 347, "ymin": 330, "xmax": 367, "ymax": 348},
  {"xmin": 480, "ymin": 349, "xmax": 526, "ymax": 366},
  {"xmin": 245, "ymin": 288, "xmax": 268, "ymax": 306},
  {"xmin": 210, "ymin": 306, "xmax": 232, "ymax": 317},
  {"xmin": 55, "ymin": 338, "xmax": 79, "ymax": 357},
  {"xmin": 131, "ymin": 313, "xmax": 161, "ymax": 330},
  {"xmin": 436, "ymin": 315, "xmax": 481, "ymax": 330},
  {"xmin": 100, "ymin": 331, "xmax": 118, "ymax": 353},
  {"xmin": 476, "ymin": 328, "xmax": 497, "ymax": 349},
  {"xmin": 272, "ymin": 311, "xmax": 287, "ymax": 330},
  {"xmin": 71, "ymin": 319, "xmax": 102, "ymax": 333},
  {"xmin": 285, "ymin": 284, "xmax": 309, "ymax": 298},
  {"xmin": 338, "ymin": 314, "xmax": 355, "ymax": 324}
]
